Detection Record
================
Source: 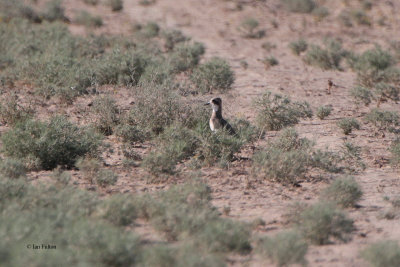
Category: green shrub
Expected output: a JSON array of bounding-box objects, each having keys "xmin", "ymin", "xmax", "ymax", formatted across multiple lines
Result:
[
  {"xmin": 76, "ymin": 157, "xmax": 101, "ymax": 184},
  {"xmin": 254, "ymin": 91, "xmax": 312, "ymax": 131},
  {"xmin": 349, "ymin": 47, "xmax": 394, "ymax": 73},
  {"xmin": 101, "ymin": 194, "xmax": 137, "ymax": 226},
  {"xmin": 51, "ymin": 167, "xmax": 71, "ymax": 185},
  {"xmin": 316, "ymin": 105, "xmax": 332, "ymax": 119},
  {"xmin": 191, "ymin": 57, "xmax": 234, "ymax": 93},
  {"xmin": 337, "ymin": 118, "xmax": 360, "ymax": 135},
  {"xmin": 291, "ymin": 202, "xmax": 354, "ymax": 245},
  {"xmin": 0, "ymin": 0, "xmax": 41, "ymax": 23},
  {"xmin": 322, "ymin": 176, "xmax": 363, "ymax": 208},
  {"xmin": 2, "ymin": 116, "xmax": 102, "ymax": 170},
  {"xmin": 361, "ymin": 241, "xmax": 400, "ymax": 267},
  {"xmin": 253, "ymin": 128, "xmax": 346, "ymax": 184},
  {"xmin": 168, "ymin": 42, "xmax": 205, "ymax": 73},
  {"xmin": 0, "ymin": 21, "xmax": 149, "ymax": 101},
  {"xmin": 127, "ymin": 85, "xmax": 182, "ymax": 135},
  {"xmin": 340, "ymin": 142, "xmax": 366, "ymax": 173},
  {"xmin": 92, "ymin": 49, "xmax": 149, "ymax": 87},
  {"xmin": 142, "ymin": 124, "xmax": 198, "ymax": 174},
  {"xmin": 257, "ymin": 230, "xmax": 308, "ymax": 267},
  {"xmin": 0, "ymin": 94, "xmax": 33, "ymax": 126},
  {"xmin": 0, "ymin": 158, "xmax": 27, "ymax": 179},
  {"xmin": 261, "ymin": 42, "xmax": 276, "ymax": 52},
  {"xmin": 304, "ymin": 40, "xmax": 346, "ymax": 70},
  {"xmin": 253, "ymin": 128, "xmax": 313, "ymax": 184},
  {"xmin": 351, "ymin": 9, "xmax": 371, "ymax": 26},
  {"xmin": 364, "ymin": 109, "xmax": 399, "ymax": 130},
  {"xmin": 82, "ymin": 0, "xmax": 99, "ymax": 5},
  {"xmin": 140, "ymin": 22, "xmax": 160, "ymax": 38},
  {"xmin": 262, "ymin": 56, "xmax": 279, "ymax": 68},
  {"xmin": 348, "ymin": 47, "xmax": 400, "ymax": 102},
  {"xmin": 196, "ymin": 119, "xmax": 256, "ymax": 167},
  {"xmin": 162, "ymin": 29, "xmax": 189, "ymax": 51},
  {"xmin": 138, "ymin": 62, "xmax": 172, "ymax": 85},
  {"xmin": 390, "ymin": 138, "xmax": 400, "ymax": 168},
  {"xmin": 312, "ymin": 6, "xmax": 329, "ymax": 20},
  {"xmin": 350, "ymin": 86, "xmax": 373, "ymax": 106},
  {"xmin": 289, "ymin": 39, "xmax": 308, "ymax": 55},
  {"xmin": 0, "ymin": 183, "xmax": 140, "ymax": 267},
  {"xmin": 281, "ymin": 0, "xmax": 316, "ymax": 13},
  {"xmin": 238, "ymin": 18, "xmax": 265, "ymax": 38},
  {"xmin": 96, "ymin": 170, "xmax": 118, "ymax": 187},
  {"xmin": 91, "ymin": 96, "xmax": 120, "ymax": 135},
  {"xmin": 74, "ymin": 10, "xmax": 103, "ymax": 27},
  {"xmin": 338, "ymin": 11, "xmax": 353, "ymax": 27},
  {"xmin": 136, "ymin": 181, "xmax": 252, "ymax": 253},
  {"xmin": 115, "ymin": 124, "xmax": 146, "ymax": 144},
  {"xmin": 41, "ymin": 0, "xmax": 68, "ymax": 22},
  {"xmin": 140, "ymin": 244, "xmax": 225, "ymax": 267},
  {"xmin": 107, "ymin": 0, "xmax": 123, "ymax": 11},
  {"xmin": 195, "ymin": 219, "xmax": 252, "ymax": 253}
]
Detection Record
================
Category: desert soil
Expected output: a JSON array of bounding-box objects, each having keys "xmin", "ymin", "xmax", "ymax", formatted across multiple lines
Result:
[{"xmin": 11, "ymin": 0, "xmax": 400, "ymax": 266}]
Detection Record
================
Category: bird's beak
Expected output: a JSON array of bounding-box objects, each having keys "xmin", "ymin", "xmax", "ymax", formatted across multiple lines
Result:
[{"xmin": 204, "ymin": 102, "xmax": 210, "ymax": 106}]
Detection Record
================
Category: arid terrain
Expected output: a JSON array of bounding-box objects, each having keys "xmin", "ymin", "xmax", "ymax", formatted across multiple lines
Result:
[{"xmin": 1, "ymin": 0, "xmax": 400, "ymax": 266}]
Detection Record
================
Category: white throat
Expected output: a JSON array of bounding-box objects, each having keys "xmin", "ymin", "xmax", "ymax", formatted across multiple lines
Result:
[{"xmin": 212, "ymin": 105, "xmax": 219, "ymax": 112}]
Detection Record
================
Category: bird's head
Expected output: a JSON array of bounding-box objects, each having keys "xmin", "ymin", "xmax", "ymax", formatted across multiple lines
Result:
[{"xmin": 205, "ymin": 97, "xmax": 222, "ymax": 112}]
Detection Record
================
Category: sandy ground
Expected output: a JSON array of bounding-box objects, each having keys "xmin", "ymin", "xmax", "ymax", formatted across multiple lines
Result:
[{"xmin": 7, "ymin": 0, "xmax": 400, "ymax": 266}]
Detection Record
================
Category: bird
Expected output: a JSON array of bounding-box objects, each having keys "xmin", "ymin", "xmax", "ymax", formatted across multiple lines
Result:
[{"xmin": 205, "ymin": 97, "xmax": 236, "ymax": 135}]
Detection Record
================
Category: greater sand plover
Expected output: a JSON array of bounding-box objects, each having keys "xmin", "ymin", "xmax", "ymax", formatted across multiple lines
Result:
[{"xmin": 205, "ymin": 97, "xmax": 235, "ymax": 135}]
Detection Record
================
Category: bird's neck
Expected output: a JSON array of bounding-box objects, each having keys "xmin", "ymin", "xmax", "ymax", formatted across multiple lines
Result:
[{"xmin": 212, "ymin": 108, "xmax": 222, "ymax": 119}]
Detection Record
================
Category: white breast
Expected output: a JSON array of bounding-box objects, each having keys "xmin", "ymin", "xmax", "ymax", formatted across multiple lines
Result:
[{"xmin": 209, "ymin": 119, "xmax": 215, "ymax": 131}]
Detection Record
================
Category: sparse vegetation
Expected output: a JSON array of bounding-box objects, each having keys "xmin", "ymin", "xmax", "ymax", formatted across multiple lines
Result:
[
  {"xmin": 351, "ymin": 9, "xmax": 371, "ymax": 26},
  {"xmin": 361, "ymin": 240, "xmax": 400, "ymax": 267},
  {"xmin": 0, "ymin": 158, "xmax": 27, "ymax": 179},
  {"xmin": 348, "ymin": 47, "xmax": 400, "ymax": 107},
  {"xmin": 168, "ymin": 42, "xmax": 205, "ymax": 73},
  {"xmin": 2, "ymin": 116, "xmax": 102, "ymax": 170},
  {"xmin": 42, "ymin": 0, "xmax": 68, "ymax": 22},
  {"xmin": 107, "ymin": 0, "xmax": 123, "ymax": 11},
  {"xmin": 281, "ymin": 0, "xmax": 316, "ymax": 13},
  {"xmin": 317, "ymin": 105, "xmax": 332, "ymax": 119},
  {"xmin": 289, "ymin": 202, "xmax": 354, "ymax": 245},
  {"xmin": 238, "ymin": 18, "xmax": 265, "ymax": 38},
  {"xmin": 364, "ymin": 109, "xmax": 399, "ymax": 131},
  {"xmin": 340, "ymin": 141, "xmax": 366, "ymax": 173},
  {"xmin": 140, "ymin": 22, "xmax": 160, "ymax": 38},
  {"xmin": 1, "ymin": 1, "xmax": 399, "ymax": 265},
  {"xmin": 337, "ymin": 118, "xmax": 360, "ymax": 135},
  {"xmin": 254, "ymin": 91, "xmax": 312, "ymax": 131},
  {"xmin": 76, "ymin": 157, "xmax": 101, "ymax": 184},
  {"xmin": 162, "ymin": 29, "xmax": 189, "ymax": 51},
  {"xmin": 135, "ymin": 181, "xmax": 252, "ymax": 253},
  {"xmin": 322, "ymin": 176, "xmax": 363, "ymax": 208},
  {"xmin": 304, "ymin": 39, "xmax": 346, "ymax": 70},
  {"xmin": 91, "ymin": 96, "xmax": 120, "ymax": 136},
  {"xmin": 191, "ymin": 57, "xmax": 235, "ymax": 93},
  {"xmin": 74, "ymin": 10, "xmax": 103, "ymax": 28},
  {"xmin": 390, "ymin": 137, "xmax": 400, "ymax": 168},
  {"xmin": 261, "ymin": 42, "xmax": 276, "ymax": 52},
  {"xmin": 261, "ymin": 56, "xmax": 279, "ymax": 68},
  {"xmin": 257, "ymin": 230, "xmax": 308, "ymax": 266},
  {"xmin": 0, "ymin": 94, "xmax": 33, "ymax": 126},
  {"xmin": 351, "ymin": 86, "xmax": 373, "ymax": 106},
  {"xmin": 312, "ymin": 6, "xmax": 329, "ymax": 21},
  {"xmin": 143, "ymin": 119, "xmax": 256, "ymax": 174},
  {"xmin": 96, "ymin": 169, "xmax": 118, "ymax": 187},
  {"xmin": 289, "ymin": 39, "xmax": 308, "ymax": 55},
  {"xmin": 253, "ymin": 128, "xmax": 343, "ymax": 184}
]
